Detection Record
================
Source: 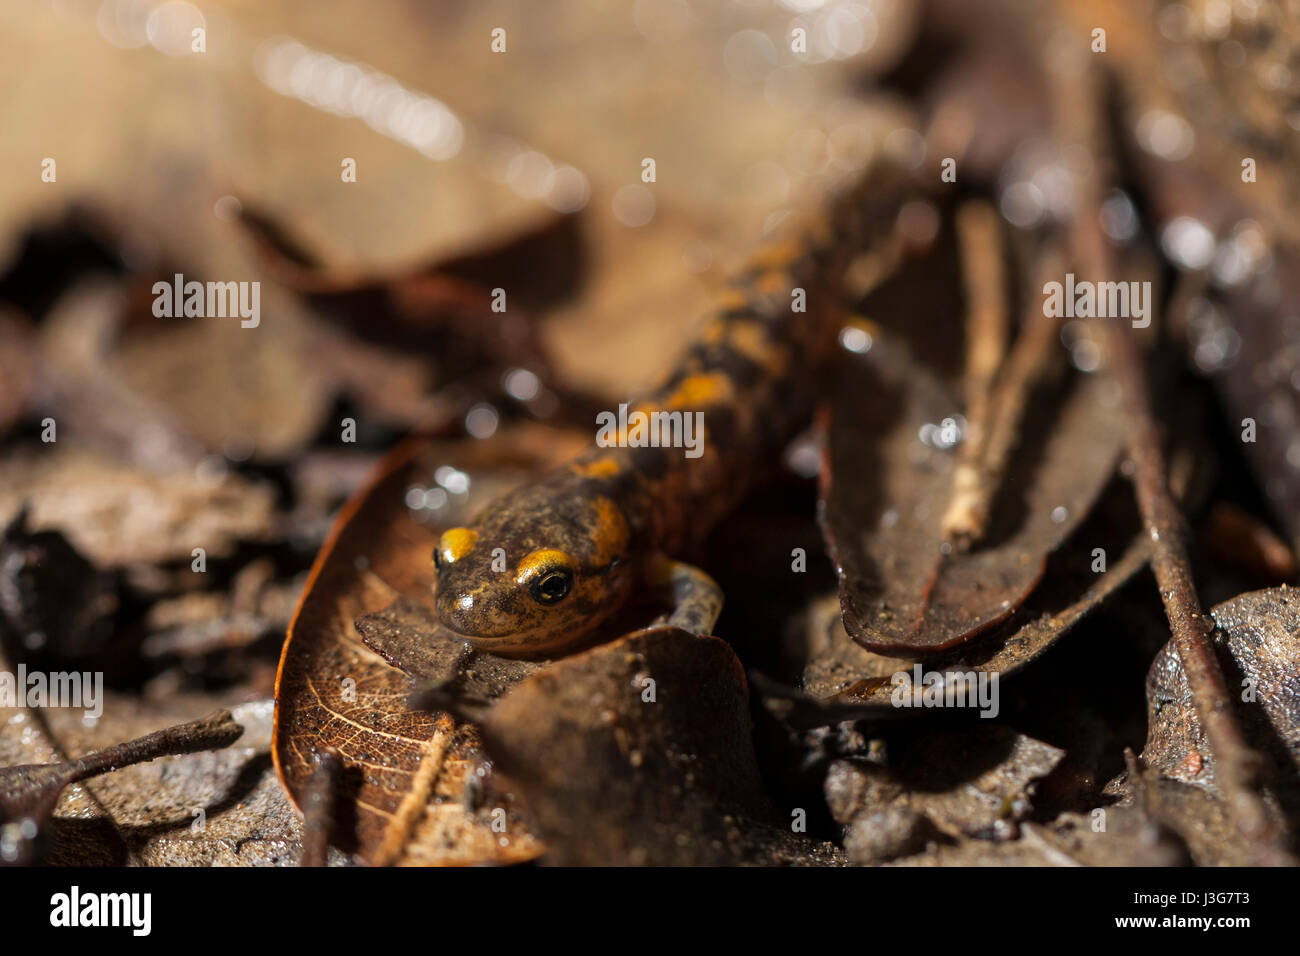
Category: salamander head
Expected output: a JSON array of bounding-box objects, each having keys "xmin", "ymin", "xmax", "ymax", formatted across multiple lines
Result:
[{"xmin": 432, "ymin": 480, "xmax": 635, "ymax": 656}]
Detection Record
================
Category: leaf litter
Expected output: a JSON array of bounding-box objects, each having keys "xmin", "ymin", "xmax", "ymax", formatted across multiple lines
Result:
[{"xmin": 1, "ymin": 0, "xmax": 1299, "ymax": 869}]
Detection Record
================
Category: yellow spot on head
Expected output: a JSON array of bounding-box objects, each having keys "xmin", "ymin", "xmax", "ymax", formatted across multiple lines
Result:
[{"xmin": 437, "ymin": 527, "xmax": 478, "ymax": 565}]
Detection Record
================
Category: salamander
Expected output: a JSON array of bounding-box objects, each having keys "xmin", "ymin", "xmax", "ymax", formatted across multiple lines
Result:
[{"xmin": 433, "ymin": 164, "xmax": 914, "ymax": 656}]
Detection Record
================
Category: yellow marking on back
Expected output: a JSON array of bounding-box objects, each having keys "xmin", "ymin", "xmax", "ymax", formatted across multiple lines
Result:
[
  {"xmin": 572, "ymin": 457, "xmax": 621, "ymax": 479},
  {"xmin": 716, "ymin": 289, "xmax": 751, "ymax": 313},
  {"xmin": 749, "ymin": 240, "xmax": 803, "ymax": 270},
  {"xmin": 700, "ymin": 318, "xmax": 730, "ymax": 345},
  {"xmin": 726, "ymin": 322, "xmax": 789, "ymax": 376},
  {"xmin": 590, "ymin": 496, "xmax": 630, "ymax": 563},
  {"xmin": 437, "ymin": 527, "xmax": 478, "ymax": 565},
  {"xmin": 663, "ymin": 372, "xmax": 733, "ymax": 409},
  {"xmin": 754, "ymin": 268, "xmax": 791, "ymax": 297}
]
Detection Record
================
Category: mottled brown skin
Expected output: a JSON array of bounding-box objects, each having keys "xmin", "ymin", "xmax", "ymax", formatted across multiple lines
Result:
[{"xmin": 435, "ymin": 166, "xmax": 911, "ymax": 656}]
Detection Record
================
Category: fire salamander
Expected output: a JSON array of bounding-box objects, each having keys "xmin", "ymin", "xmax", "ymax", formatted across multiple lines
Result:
[{"xmin": 434, "ymin": 164, "xmax": 914, "ymax": 656}]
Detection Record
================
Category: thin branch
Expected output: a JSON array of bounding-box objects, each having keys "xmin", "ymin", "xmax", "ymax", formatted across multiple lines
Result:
[
  {"xmin": 1106, "ymin": 310, "xmax": 1291, "ymax": 863},
  {"xmin": 0, "ymin": 710, "xmax": 243, "ymax": 827},
  {"xmin": 943, "ymin": 201, "xmax": 1010, "ymax": 548},
  {"xmin": 299, "ymin": 748, "xmax": 344, "ymax": 867},
  {"xmin": 1056, "ymin": 51, "xmax": 1294, "ymax": 865},
  {"xmin": 944, "ymin": 241, "xmax": 1067, "ymax": 548}
]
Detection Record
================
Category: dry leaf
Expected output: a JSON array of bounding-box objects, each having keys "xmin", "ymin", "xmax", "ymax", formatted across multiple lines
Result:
[{"xmin": 274, "ymin": 424, "xmax": 589, "ymax": 865}]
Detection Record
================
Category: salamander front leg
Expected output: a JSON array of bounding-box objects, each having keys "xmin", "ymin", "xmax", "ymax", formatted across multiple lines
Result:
[{"xmin": 646, "ymin": 556, "xmax": 724, "ymax": 636}]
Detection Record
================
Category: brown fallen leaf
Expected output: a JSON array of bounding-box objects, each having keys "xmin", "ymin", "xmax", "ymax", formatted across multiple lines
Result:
[
  {"xmin": 0, "ymin": 446, "xmax": 276, "ymax": 571},
  {"xmin": 240, "ymin": 204, "xmax": 583, "ymax": 322},
  {"xmin": 825, "ymin": 726, "xmax": 1065, "ymax": 863},
  {"xmin": 1143, "ymin": 586, "xmax": 1300, "ymax": 806},
  {"xmin": 477, "ymin": 625, "xmax": 842, "ymax": 866},
  {"xmin": 240, "ymin": 206, "xmax": 587, "ymax": 421},
  {"xmin": 820, "ymin": 330, "xmax": 1125, "ymax": 653},
  {"xmin": 31, "ymin": 261, "xmax": 332, "ymax": 470},
  {"xmin": 778, "ymin": 486, "xmax": 1150, "ymax": 725},
  {"xmin": 805, "ymin": 547, "xmax": 1149, "ymax": 718},
  {"xmin": 111, "ymin": 295, "xmax": 335, "ymax": 466},
  {"xmin": 274, "ymin": 423, "xmax": 589, "ymax": 865},
  {"xmin": 36, "ymin": 281, "xmax": 208, "ymax": 472}
]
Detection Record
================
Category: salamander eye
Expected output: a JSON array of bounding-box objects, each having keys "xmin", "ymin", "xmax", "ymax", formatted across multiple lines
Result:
[
  {"xmin": 516, "ymin": 548, "xmax": 578, "ymax": 606},
  {"xmin": 529, "ymin": 568, "xmax": 573, "ymax": 605}
]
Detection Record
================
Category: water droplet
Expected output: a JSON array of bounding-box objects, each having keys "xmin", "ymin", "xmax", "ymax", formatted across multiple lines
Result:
[
  {"xmin": 612, "ymin": 184, "xmax": 655, "ymax": 228},
  {"xmin": 503, "ymin": 368, "xmax": 541, "ymax": 401},
  {"xmin": 838, "ymin": 325, "xmax": 872, "ymax": 353},
  {"xmin": 1136, "ymin": 110, "xmax": 1194, "ymax": 161},
  {"xmin": 465, "ymin": 403, "xmax": 499, "ymax": 440},
  {"xmin": 1099, "ymin": 190, "xmax": 1139, "ymax": 242},
  {"xmin": 435, "ymin": 466, "xmax": 470, "ymax": 495},
  {"xmin": 1161, "ymin": 217, "xmax": 1216, "ymax": 270},
  {"xmin": 1000, "ymin": 181, "xmax": 1046, "ymax": 229},
  {"xmin": 1072, "ymin": 340, "xmax": 1102, "ymax": 373}
]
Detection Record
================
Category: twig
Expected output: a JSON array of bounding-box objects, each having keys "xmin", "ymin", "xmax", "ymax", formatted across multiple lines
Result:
[
  {"xmin": 944, "ymin": 240, "xmax": 1066, "ymax": 549},
  {"xmin": 1107, "ymin": 314, "xmax": 1291, "ymax": 863},
  {"xmin": 980, "ymin": 247, "xmax": 1067, "ymax": 471},
  {"xmin": 1057, "ymin": 52, "xmax": 1294, "ymax": 866},
  {"xmin": 299, "ymin": 748, "xmax": 343, "ymax": 867},
  {"xmin": 0, "ymin": 710, "xmax": 243, "ymax": 827},
  {"xmin": 943, "ymin": 202, "xmax": 1010, "ymax": 549},
  {"xmin": 373, "ymin": 712, "xmax": 457, "ymax": 867}
]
